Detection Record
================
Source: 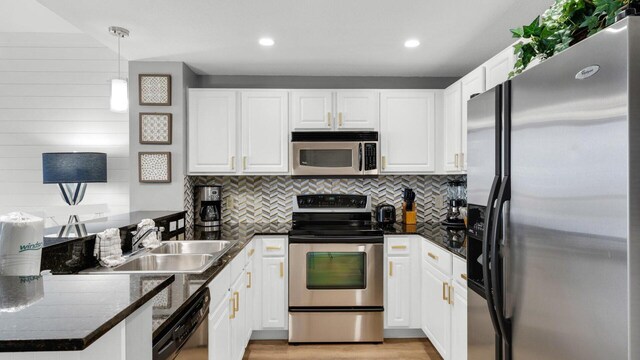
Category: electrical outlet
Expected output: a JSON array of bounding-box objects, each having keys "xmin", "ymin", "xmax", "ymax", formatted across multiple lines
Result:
[
  {"xmin": 436, "ymin": 194, "xmax": 445, "ymax": 207},
  {"xmin": 226, "ymin": 197, "xmax": 234, "ymax": 210}
]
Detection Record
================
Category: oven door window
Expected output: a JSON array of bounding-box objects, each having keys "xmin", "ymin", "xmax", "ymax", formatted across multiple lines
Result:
[
  {"xmin": 306, "ymin": 252, "xmax": 366, "ymax": 289},
  {"xmin": 299, "ymin": 149, "xmax": 353, "ymax": 168}
]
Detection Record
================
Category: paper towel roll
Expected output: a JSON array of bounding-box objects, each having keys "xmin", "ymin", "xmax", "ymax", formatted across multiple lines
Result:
[
  {"xmin": 0, "ymin": 275, "xmax": 44, "ymax": 312},
  {"xmin": 0, "ymin": 212, "xmax": 44, "ymax": 276}
]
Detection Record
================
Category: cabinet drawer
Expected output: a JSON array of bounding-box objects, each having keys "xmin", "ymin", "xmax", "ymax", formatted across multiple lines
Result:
[
  {"xmin": 261, "ymin": 236, "xmax": 286, "ymax": 256},
  {"xmin": 422, "ymin": 240, "xmax": 452, "ymax": 275},
  {"xmin": 208, "ymin": 263, "xmax": 231, "ymax": 307},
  {"xmin": 386, "ymin": 236, "xmax": 411, "ymax": 256},
  {"xmin": 453, "ymin": 256, "xmax": 467, "ymax": 289},
  {"xmin": 230, "ymin": 247, "xmax": 246, "ymax": 282}
]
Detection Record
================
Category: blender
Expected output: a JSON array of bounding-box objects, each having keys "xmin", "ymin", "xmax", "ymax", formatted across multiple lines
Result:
[{"xmin": 442, "ymin": 180, "xmax": 467, "ymax": 227}]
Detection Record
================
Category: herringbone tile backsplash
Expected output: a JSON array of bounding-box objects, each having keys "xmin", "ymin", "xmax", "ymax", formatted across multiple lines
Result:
[{"xmin": 184, "ymin": 175, "xmax": 465, "ymax": 231}]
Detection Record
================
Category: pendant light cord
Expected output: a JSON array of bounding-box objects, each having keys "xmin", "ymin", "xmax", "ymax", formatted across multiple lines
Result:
[{"xmin": 117, "ymin": 35, "xmax": 121, "ymax": 80}]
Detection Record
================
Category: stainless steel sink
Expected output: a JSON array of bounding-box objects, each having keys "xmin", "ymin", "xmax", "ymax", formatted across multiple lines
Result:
[
  {"xmin": 150, "ymin": 240, "xmax": 234, "ymax": 255},
  {"xmin": 111, "ymin": 254, "xmax": 215, "ymax": 274}
]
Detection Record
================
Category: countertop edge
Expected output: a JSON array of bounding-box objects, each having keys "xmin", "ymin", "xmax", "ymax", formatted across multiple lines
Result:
[{"xmin": 0, "ymin": 274, "xmax": 175, "ymax": 353}]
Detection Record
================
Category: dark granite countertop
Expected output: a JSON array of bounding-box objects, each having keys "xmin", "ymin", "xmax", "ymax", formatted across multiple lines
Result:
[
  {"xmin": 0, "ymin": 274, "xmax": 174, "ymax": 352},
  {"xmin": 378, "ymin": 222, "xmax": 467, "ymax": 259},
  {"xmin": 43, "ymin": 211, "xmax": 187, "ymax": 248}
]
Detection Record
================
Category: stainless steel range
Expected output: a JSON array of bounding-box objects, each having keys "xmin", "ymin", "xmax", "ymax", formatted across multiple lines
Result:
[{"xmin": 288, "ymin": 194, "xmax": 384, "ymax": 343}]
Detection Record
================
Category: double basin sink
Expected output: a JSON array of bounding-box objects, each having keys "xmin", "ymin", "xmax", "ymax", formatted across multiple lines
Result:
[{"xmin": 110, "ymin": 241, "xmax": 235, "ymax": 274}]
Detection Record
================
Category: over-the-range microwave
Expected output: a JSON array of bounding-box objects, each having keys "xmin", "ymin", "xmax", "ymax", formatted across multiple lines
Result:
[{"xmin": 290, "ymin": 131, "xmax": 379, "ymax": 176}]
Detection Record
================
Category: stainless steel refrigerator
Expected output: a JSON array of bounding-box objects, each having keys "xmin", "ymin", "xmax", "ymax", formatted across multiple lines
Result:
[{"xmin": 466, "ymin": 16, "xmax": 640, "ymax": 360}]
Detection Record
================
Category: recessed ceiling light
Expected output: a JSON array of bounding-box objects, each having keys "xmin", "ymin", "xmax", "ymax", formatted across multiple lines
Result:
[
  {"xmin": 404, "ymin": 39, "xmax": 420, "ymax": 48},
  {"xmin": 259, "ymin": 38, "xmax": 275, "ymax": 46}
]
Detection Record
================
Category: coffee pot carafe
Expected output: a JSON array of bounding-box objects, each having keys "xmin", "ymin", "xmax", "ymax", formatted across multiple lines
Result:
[{"xmin": 195, "ymin": 185, "xmax": 222, "ymax": 230}]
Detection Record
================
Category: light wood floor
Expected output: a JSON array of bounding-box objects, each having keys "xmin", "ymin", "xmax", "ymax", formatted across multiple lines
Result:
[{"xmin": 242, "ymin": 339, "xmax": 443, "ymax": 360}]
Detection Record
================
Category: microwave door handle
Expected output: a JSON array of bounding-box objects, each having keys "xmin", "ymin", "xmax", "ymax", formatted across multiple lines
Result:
[{"xmin": 358, "ymin": 143, "xmax": 363, "ymax": 172}]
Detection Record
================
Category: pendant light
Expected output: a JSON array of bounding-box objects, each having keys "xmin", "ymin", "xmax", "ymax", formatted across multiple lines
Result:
[{"xmin": 109, "ymin": 26, "xmax": 129, "ymax": 113}]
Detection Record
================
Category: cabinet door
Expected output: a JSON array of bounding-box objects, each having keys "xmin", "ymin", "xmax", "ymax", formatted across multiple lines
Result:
[
  {"xmin": 336, "ymin": 90, "xmax": 378, "ymax": 130},
  {"xmin": 291, "ymin": 91, "xmax": 333, "ymax": 130},
  {"xmin": 422, "ymin": 261, "xmax": 451, "ymax": 359},
  {"xmin": 241, "ymin": 91, "xmax": 289, "ymax": 174},
  {"xmin": 188, "ymin": 89, "xmax": 237, "ymax": 174},
  {"xmin": 380, "ymin": 91, "xmax": 437, "ymax": 173},
  {"xmin": 484, "ymin": 46, "xmax": 515, "ymax": 90},
  {"xmin": 230, "ymin": 272, "xmax": 247, "ymax": 360},
  {"xmin": 244, "ymin": 259, "xmax": 254, "ymax": 347},
  {"xmin": 386, "ymin": 255, "xmax": 411, "ymax": 327},
  {"xmin": 209, "ymin": 291, "xmax": 231, "ymax": 360},
  {"xmin": 261, "ymin": 257, "xmax": 286, "ymax": 329},
  {"xmin": 443, "ymin": 82, "xmax": 463, "ymax": 173},
  {"xmin": 460, "ymin": 68, "xmax": 486, "ymax": 171},
  {"xmin": 451, "ymin": 286, "xmax": 468, "ymax": 360}
]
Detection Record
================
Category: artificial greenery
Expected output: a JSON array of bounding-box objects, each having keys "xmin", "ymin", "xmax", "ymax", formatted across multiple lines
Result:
[{"xmin": 510, "ymin": 0, "xmax": 637, "ymax": 76}]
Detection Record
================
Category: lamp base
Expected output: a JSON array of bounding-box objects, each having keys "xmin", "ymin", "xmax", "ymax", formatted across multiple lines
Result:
[
  {"xmin": 57, "ymin": 215, "xmax": 88, "ymax": 238},
  {"xmin": 58, "ymin": 183, "xmax": 87, "ymax": 206}
]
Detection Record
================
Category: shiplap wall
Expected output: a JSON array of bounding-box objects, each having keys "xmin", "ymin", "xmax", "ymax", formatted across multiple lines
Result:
[{"xmin": 0, "ymin": 32, "xmax": 129, "ymax": 217}]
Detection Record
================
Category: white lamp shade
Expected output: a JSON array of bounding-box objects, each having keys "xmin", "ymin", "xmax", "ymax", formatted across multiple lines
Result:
[{"xmin": 110, "ymin": 78, "xmax": 128, "ymax": 113}]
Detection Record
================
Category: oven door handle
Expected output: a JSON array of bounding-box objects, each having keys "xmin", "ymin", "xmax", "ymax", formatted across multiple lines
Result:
[
  {"xmin": 358, "ymin": 143, "xmax": 363, "ymax": 172},
  {"xmin": 289, "ymin": 235, "xmax": 384, "ymax": 244}
]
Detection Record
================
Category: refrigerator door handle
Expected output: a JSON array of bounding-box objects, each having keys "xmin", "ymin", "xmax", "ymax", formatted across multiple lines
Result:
[
  {"xmin": 491, "ymin": 175, "xmax": 511, "ymax": 345},
  {"xmin": 482, "ymin": 174, "xmax": 502, "ymax": 340}
]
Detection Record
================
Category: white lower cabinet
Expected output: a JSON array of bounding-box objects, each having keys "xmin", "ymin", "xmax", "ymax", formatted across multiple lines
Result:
[
  {"xmin": 261, "ymin": 256, "xmax": 287, "ymax": 329},
  {"xmin": 209, "ymin": 290, "xmax": 232, "ymax": 360},
  {"xmin": 450, "ymin": 284, "xmax": 468, "ymax": 360},
  {"xmin": 422, "ymin": 260, "xmax": 452, "ymax": 359},
  {"xmin": 384, "ymin": 235, "xmax": 421, "ymax": 329},
  {"xmin": 230, "ymin": 268, "xmax": 247, "ymax": 360}
]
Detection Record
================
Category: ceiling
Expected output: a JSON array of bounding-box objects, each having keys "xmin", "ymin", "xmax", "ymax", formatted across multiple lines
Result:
[
  {"xmin": 35, "ymin": 0, "xmax": 552, "ymax": 77},
  {"xmin": 0, "ymin": 0, "xmax": 80, "ymax": 33}
]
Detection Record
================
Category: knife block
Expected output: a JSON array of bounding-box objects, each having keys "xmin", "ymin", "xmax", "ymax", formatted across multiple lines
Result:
[{"xmin": 402, "ymin": 202, "xmax": 417, "ymax": 225}]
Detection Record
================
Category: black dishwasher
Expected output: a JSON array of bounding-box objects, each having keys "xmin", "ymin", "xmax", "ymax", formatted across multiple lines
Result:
[{"xmin": 153, "ymin": 287, "xmax": 210, "ymax": 360}]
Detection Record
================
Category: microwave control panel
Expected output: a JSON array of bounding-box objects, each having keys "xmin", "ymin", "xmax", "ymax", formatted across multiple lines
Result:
[{"xmin": 364, "ymin": 143, "xmax": 377, "ymax": 171}]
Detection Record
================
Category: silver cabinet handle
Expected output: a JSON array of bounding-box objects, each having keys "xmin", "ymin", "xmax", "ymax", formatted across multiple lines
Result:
[
  {"xmin": 230, "ymin": 156, "xmax": 235, "ymax": 170},
  {"xmin": 382, "ymin": 156, "xmax": 387, "ymax": 170},
  {"xmin": 460, "ymin": 153, "xmax": 465, "ymax": 169},
  {"xmin": 242, "ymin": 156, "xmax": 247, "ymax": 170},
  {"xmin": 327, "ymin": 112, "xmax": 332, "ymax": 127},
  {"xmin": 454, "ymin": 153, "xmax": 459, "ymax": 168},
  {"xmin": 338, "ymin": 112, "xmax": 343, "ymax": 127}
]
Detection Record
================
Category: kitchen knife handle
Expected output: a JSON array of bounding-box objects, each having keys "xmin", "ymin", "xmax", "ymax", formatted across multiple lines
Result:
[{"xmin": 327, "ymin": 112, "xmax": 332, "ymax": 127}]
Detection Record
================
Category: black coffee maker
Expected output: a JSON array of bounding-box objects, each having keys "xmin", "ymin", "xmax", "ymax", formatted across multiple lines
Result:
[
  {"xmin": 442, "ymin": 180, "xmax": 467, "ymax": 227},
  {"xmin": 195, "ymin": 185, "xmax": 222, "ymax": 230}
]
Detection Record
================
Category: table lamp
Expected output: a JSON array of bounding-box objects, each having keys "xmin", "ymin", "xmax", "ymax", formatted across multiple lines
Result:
[{"xmin": 42, "ymin": 152, "xmax": 107, "ymax": 237}]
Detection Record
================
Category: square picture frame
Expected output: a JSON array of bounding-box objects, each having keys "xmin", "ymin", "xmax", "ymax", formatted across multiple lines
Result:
[
  {"xmin": 139, "ymin": 152, "xmax": 171, "ymax": 183},
  {"xmin": 139, "ymin": 113, "xmax": 172, "ymax": 145},
  {"xmin": 139, "ymin": 74, "xmax": 172, "ymax": 106}
]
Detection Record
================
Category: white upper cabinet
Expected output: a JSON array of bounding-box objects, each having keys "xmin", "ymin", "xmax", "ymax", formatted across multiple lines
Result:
[
  {"xmin": 335, "ymin": 90, "xmax": 378, "ymax": 130},
  {"xmin": 187, "ymin": 89, "xmax": 237, "ymax": 174},
  {"xmin": 443, "ymin": 82, "xmax": 463, "ymax": 173},
  {"xmin": 484, "ymin": 46, "xmax": 515, "ymax": 90},
  {"xmin": 380, "ymin": 90, "xmax": 437, "ymax": 173},
  {"xmin": 291, "ymin": 90, "xmax": 379, "ymax": 131},
  {"xmin": 460, "ymin": 68, "xmax": 486, "ymax": 171},
  {"xmin": 241, "ymin": 91, "xmax": 289, "ymax": 174},
  {"xmin": 291, "ymin": 90, "xmax": 333, "ymax": 130}
]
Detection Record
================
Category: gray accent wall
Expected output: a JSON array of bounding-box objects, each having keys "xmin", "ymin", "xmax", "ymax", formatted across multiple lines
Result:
[
  {"xmin": 198, "ymin": 75, "xmax": 458, "ymax": 89},
  {"xmin": 128, "ymin": 61, "xmax": 198, "ymax": 212}
]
